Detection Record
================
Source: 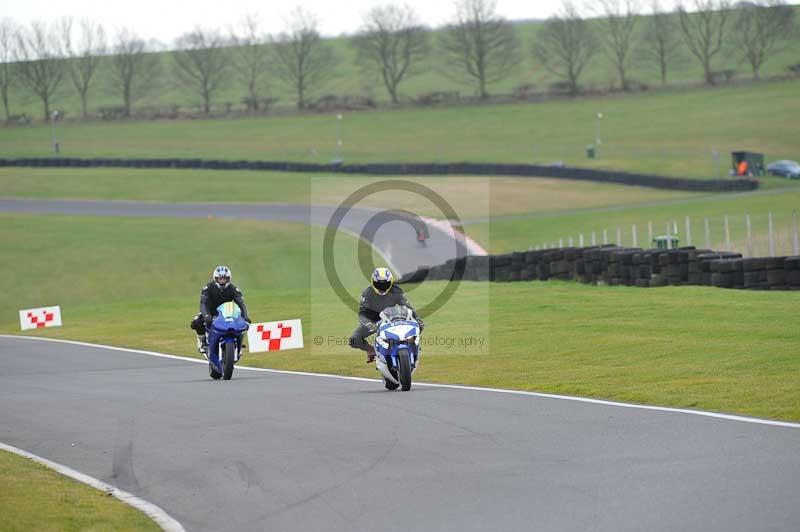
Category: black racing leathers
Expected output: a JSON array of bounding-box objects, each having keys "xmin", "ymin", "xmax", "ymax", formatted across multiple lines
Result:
[
  {"xmin": 349, "ymin": 285, "xmax": 421, "ymax": 351},
  {"xmin": 190, "ymin": 281, "xmax": 250, "ymax": 335}
]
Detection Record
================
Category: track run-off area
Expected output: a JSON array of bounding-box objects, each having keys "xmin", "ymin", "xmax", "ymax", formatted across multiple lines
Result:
[{"xmin": 1, "ymin": 335, "xmax": 799, "ymax": 532}]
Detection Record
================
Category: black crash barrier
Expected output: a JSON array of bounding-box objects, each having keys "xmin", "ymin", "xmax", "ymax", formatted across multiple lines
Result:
[{"xmin": 0, "ymin": 157, "xmax": 760, "ymax": 192}]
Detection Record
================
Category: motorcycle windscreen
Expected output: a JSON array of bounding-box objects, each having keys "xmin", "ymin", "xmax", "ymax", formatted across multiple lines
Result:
[
  {"xmin": 379, "ymin": 305, "xmax": 413, "ymax": 323},
  {"xmin": 217, "ymin": 301, "xmax": 242, "ymax": 320}
]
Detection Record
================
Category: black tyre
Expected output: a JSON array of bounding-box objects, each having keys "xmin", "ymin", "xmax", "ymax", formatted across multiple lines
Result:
[
  {"xmin": 383, "ymin": 375, "xmax": 399, "ymax": 390},
  {"xmin": 209, "ymin": 361, "xmax": 222, "ymax": 380},
  {"xmin": 397, "ymin": 348, "xmax": 412, "ymax": 391},
  {"xmin": 222, "ymin": 342, "xmax": 235, "ymax": 380}
]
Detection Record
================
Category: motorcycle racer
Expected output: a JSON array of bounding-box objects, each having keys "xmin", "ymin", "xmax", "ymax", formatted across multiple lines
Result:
[
  {"xmin": 349, "ymin": 267, "xmax": 423, "ymax": 363},
  {"xmin": 190, "ymin": 265, "xmax": 250, "ymax": 355}
]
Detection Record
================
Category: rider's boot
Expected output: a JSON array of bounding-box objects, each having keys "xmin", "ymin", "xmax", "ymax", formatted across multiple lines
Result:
[
  {"xmin": 365, "ymin": 344, "xmax": 376, "ymax": 364},
  {"xmin": 196, "ymin": 334, "xmax": 208, "ymax": 355}
]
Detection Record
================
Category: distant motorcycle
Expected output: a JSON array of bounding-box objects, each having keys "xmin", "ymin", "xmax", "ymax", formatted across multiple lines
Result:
[
  {"xmin": 373, "ymin": 305, "xmax": 421, "ymax": 391},
  {"xmin": 205, "ymin": 302, "xmax": 249, "ymax": 380},
  {"xmin": 416, "ymin": 229, "xmax": 428, "ymax": 247}
]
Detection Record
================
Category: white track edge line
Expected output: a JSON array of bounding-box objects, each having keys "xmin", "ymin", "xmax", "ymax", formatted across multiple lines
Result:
[
  {"xmin": 0, "ymin": 441, "xmax": 185, "ymax": 532},
  {"xmin": 3, "ymin": 334, "xmax": 799, "ymax": 429}
]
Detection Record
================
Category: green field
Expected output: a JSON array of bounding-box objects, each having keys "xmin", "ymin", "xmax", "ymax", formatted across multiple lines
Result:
[
  {"xmin": 2, "ymin": 167, "xmax": 798, "ymax": 254},
  {"xmin": 0, "ymin": 167, "xmax": 698, "ymax": 218},
  {"xmin": 473, "ymin": 187, "xmax": 800, "ymax": 254},
  {"xmin": 0, "ymin": 450, "xmax": 159, "ymax": 532},
  {"xmin": 4, "ymin": 10, "xmax": 800, "ymax": 120},
  {"xmin": 2, "ymin": 212, "xmax": 799, "ymax": 422},
  {"xmin": 3, "ymin": 79, "xmax": 800, "ymax": 179}
]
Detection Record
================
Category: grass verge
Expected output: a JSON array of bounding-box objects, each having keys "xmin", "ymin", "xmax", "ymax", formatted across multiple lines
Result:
[{"xmin": 0, "ymin": 450, "xmax": 160, "ymax": 532}]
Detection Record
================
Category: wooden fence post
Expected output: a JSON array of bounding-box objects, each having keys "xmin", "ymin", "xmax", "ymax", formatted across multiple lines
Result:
[
  {"xmin": 724, "ymin": 215, "xmax": 731, "ymax": 251},
  {"xmin": 665, "ymin": 222, "xmax": 671, "ymax": 249},
  {"xmin": 745, "ymin": 214, "xmax": 753, "ymax": 257},
  {"xmin": 768, "ymin": 212, "xmax": 775, "ymax": 257},
  {"xmin": 685, "ymin": 216, "xmax": 692, "ymax": 247}
]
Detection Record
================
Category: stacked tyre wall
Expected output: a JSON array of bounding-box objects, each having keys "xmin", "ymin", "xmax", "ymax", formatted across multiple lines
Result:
[
  {"xmin": 399, "ymin": 246, "xmax": 800, "ymax": 291},
  {"xmin": 0, "ymin": 157, "xmax": 759, "ymax": 192}
]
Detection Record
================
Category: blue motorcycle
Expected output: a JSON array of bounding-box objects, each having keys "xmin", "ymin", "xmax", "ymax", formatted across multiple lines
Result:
[
  {"xmin": 206, "ymin": 302, "xmax": 249, "ymax": 380},
  {"xmin": 373, "ymin": 305, "xmax": 421, "ymax": 391}
]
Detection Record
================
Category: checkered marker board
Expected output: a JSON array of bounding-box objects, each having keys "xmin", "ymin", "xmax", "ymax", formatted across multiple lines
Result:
[
  {"xmin": 19, "ymin": 306, "xmax": 62, "ymax": 331},
  {"xmin": 247, "ymin": 319, "xmax": 304, "ymax": 353}
]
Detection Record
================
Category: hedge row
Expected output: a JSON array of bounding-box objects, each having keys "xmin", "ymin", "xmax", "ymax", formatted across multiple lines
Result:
[
  {"xmin": 399, "ymin": 246, "xmax": 800, "ymax": 291},
  {"xmin": 0, "ymin": 157, "xmax": 759, "ymax": 192}
]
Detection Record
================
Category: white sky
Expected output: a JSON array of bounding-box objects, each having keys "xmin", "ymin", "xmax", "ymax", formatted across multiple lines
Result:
[{"xmin": 0, "ymin": 0, "xmax": 683, "ymax": 44}]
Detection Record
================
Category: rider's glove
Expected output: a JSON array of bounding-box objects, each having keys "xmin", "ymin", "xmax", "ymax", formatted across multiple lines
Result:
[
  {"xmin": 366, "ymin": 321, "xmax": 378, "ymax": 334},
  {"xmin": 417, "ymin": 318, "xmax": 424, "ymax": 332},
  {"xmin": 203, "ymin": 314, "xmax": 213, "ymax": 327}
]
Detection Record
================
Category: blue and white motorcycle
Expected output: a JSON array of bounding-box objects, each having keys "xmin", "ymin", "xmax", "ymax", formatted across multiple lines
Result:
[
  {"xmin": 373, "ymin": 305, "xmax": 421, "ymax": 391},
  {"xmin": 205, "ymin": 301, "xmax": 249, "ymax": 380}
]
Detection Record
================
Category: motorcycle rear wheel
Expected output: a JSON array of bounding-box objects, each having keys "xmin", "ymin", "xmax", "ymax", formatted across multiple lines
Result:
[
  {"xmin": 209, "ymin": 361, "xmax": 222, "ymax": 380},
  {"xmin": 383, "ymin": 374, "xmax": 399, "ymax": 390}
]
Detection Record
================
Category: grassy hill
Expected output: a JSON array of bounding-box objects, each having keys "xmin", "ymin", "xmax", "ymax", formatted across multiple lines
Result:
[
  {"xmin": 4, "ymin": 8, "xmax": 800, "ymax": 120},
  {"xmin": 2, "ymin": 79, "xmax": 799, "ymax": 179}
]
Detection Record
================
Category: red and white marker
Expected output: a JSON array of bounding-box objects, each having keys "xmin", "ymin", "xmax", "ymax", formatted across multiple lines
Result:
[
  {"xmin": 19, "ymin": 306, "xmax": 63, "ymax": 331},
  {"xmin": 246, "ymin": 319, "xmax": 304, "ymax": 353}
]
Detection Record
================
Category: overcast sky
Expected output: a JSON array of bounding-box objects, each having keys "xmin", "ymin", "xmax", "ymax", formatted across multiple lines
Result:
[{"xmin": 1, "ymin": 0, "xmax": 684, "ymax": 44}]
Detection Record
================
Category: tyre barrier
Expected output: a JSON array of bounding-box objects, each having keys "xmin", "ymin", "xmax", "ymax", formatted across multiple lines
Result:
[
  {"xmin": 397, "ymin": 246, "xmax": 800, "ymax": 291},
  {"xmin": 0, "ymin": 157, "xmax": 759, "ymax": 193}
]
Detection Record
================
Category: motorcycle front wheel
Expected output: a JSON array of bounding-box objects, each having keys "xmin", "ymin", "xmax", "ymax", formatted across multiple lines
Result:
[
  {"xmin": 222, "ymin": 342, "xmax": 235, "ymax": 380},
  {"xmin": 397, "ymin": 348, "xmax": 412, "ymax": 391}
]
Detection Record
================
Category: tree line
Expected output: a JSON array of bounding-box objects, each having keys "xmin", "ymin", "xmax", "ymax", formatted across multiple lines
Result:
[{"xmin": 0, "ymin": 0, "xmax": 797, "ymax": 122}]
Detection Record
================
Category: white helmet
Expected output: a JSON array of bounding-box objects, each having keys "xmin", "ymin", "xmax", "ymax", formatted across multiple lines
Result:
[{"xmin": 213, "ymin": 265, "xmax": 231, "ymax": 288}]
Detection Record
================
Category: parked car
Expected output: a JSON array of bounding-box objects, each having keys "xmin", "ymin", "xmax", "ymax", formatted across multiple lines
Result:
[{"xmin": 766, "ymin": 160, "xmax": 800, "ymax": 178}]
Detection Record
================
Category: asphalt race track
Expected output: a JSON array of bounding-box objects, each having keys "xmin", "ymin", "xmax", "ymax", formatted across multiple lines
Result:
[
  {"xmin": 0, "ymin": 198, "xmax": 476, "ymax": 276},
  {"xmin": 2, "ymin": 336, "xmax": 799, "ymax": 532}
]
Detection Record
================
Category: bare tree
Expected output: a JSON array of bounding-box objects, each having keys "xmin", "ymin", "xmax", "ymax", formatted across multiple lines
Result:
[
  {"xmin": 109, "ymin": 29, "xmax": 160, "ymax": 117},
  {"xmin": 677, "ymin": 0, "xmax": 731, "ymax": 85},
  {"xmin": 732, "ymin": 0, "xmax": 796, "ymax": 80},
  {"xmin": 173, "ymin": 27, "xmax": 229, "ymax": 114},
  {"xmin": 0, "ymin": 18, "xmax": 18, "ymax": 120},
  {"xmin": 60, "ymin": 18, "xmax": 106, "ymax": 118},
  {"xmin": 439, "ymin": 0, "xmax": 520, "ymax": 99},
  {"xmin": 353, "ymin": 4, "xmax": 429, "ymax": 104},
  {"xmin": 15, "ymin": 21, "xmax": 65, "ymax": 120},
  {"xmin": 640, "ymin": 0, "xmax": 684, "ymax": 84},
  {"xmin": 533, "ymin": 2, "xmax": 598, "ymax": 96},
  {"xmin": 596, "ymin": 0, "xmax": 640, "ymax": 90},
  {"xmin": 230, "ymin": 14, "xmax": 270, "ymax": 111},
  {"xmin": 271, "ymin": 8, "xmax": 336, "ymax": 109}
]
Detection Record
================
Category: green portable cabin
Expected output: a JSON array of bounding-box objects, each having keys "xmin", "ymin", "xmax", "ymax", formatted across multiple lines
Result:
[{"xmin": 731, "ymin": 151, "xmax": 764, "ymax": 176}]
